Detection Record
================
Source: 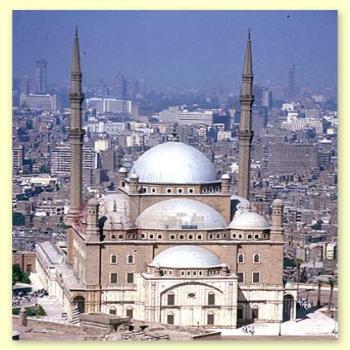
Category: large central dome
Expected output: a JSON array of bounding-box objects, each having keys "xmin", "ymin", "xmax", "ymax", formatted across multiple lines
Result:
[{"xmin": 130, "ymin": 142, "xmax": 217, "ymax": 184}]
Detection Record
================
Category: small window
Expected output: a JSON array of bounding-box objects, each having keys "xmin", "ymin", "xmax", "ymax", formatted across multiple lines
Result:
[
  {"xmin": 197, "ymin": 234, "xmax": 202, "ymax": 240},
  {"xmin": 237, "ymin": 272, "xmax": 244, "ymax": 283},
  {"xmin": 253, "ymin": 272, "xmax": 260, "ymax": 283},
  {"xmin": 188, "ymin": 188, "xmax": 194, "ymax": 194},
  {"xmin": 110, "ymin": 273, "xmax": 118, "ymax": 284},
  {"xmin": 109, "ymin": 306, "xmax": 117, "ymax": 315},
  {"xmin": 127, "ymin": 272, "xmax": 134, "ymax": 283},
  {"xmin": 193, "ymin": 271, "xmax": 197, "ymax": 276},
  {"xmin": 110, "ymin": 254, "xmax": 117, "ymax": 264},
  {"xmin": 209, "ymin": 234, "xmax": 214, "ymax": 239},
  {"xmin": 198, "ymin": 271, "xmax": 203, "ymax": 276},
  {"xmin": 187, "ymin": 271, "xmax": 191, "ymax": 276},
  {"xmin": 188, "ymin": 234, "xmax": 193, "ymax": 240},
  {"xmin": 188, "ymin": 293, "xmax": 195, "ymax": 298},
  {"xmin": 157, "ymin": 234, "xmax": 162, "ymax": 239},
  {"xmin": 232, "ymin": 233, "xmax": 236, "ymax": 238},
  {"xmin": 207, "ymin": 313, "xmax": 215, "ymax": 325},
  {"xmin": 141, "ymin": 233, "xmax": 145, "ymax": 239},
  {"xmin": 216, "ymin": 234, "xmax": 220, "ymax": 239},
  {"xmin": 237, "ymin": 254, "xmax": 244, "ymax": 263},
  {"xmin": 111, "ymin": 234, "xmax": 116, "ymax": 239},
  {"xmin": 177, "ymin": 188, "xmax": 183, "ymax": 194},
  {"xmin": 253, "ymin": 254, "xmax": 260, "ymax": 263},
  {"xmin": 203, "ymin": 188, "xmax": 207, "ymax": 193},
  {"xmin": 126, "ymin": 308, "xmax": 133, "ymax": 318},
  {"xmin": 254, "ymin": 234, "xmax": 260, "ymax": 239},
  {"xmin": 208, "ymin": 292, "xmax": 215, "ymax": 306},
  {"xmin": 166, "ymin": 188, "xmax": 172, "ymax": 194},
  {"xmin": 179, "ymin": 234, "xmax": 184, "ymax": 240},
  {"xmin": 149, "ymin": 234, "xmax": 154, "ymax": 239},
  {"xmin": 247, "ymin": 234, "xmax": 252, "ymax": 239},
  {"xmin": 209, "ymin": 187, "xmax": 213, "ymax": 193},
  {"xmin": 238, "ymin": 234, "xmax": 243, "ymax": 239},
  {"xmin": 167, "ymin": 293, "xmax": 175, "ymax": 306},
  {"xmin": 151, "ymin": 187, "xmax": 156, "ymax": 193},
  {"xmin": 181, "ymin": 271, "xmax": 185, "ymax": 276},
  {"xmin": 215, "ymin": 187, "xmax": 220, "ymax": 192},
  {"xmin": 170, "ymin": 234, "xmax": 176, "ymax": 240},
  {"xmin": 122, "ymin": 181, "xmax": 125, "ymax": 187},
  {"xmin": 167, "ymin": 314, "xmax": 174, "ymax": 325},
  {"xmin": 127, "ymin": 254, "xmax": 135, "ymax": 264},
  {"xmin": 118, "ymin": 234, "xmax": 123, "ymax": 239}
]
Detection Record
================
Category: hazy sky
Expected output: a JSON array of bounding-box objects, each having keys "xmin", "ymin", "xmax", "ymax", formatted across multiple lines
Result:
[{"xmin": 13, "ymin": 10, "xmax": 337, "ymax": 91}]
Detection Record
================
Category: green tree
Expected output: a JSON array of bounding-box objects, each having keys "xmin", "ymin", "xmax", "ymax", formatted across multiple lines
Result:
[
  {"xmin": 327, "ymin": 277, "xmax": 336, "ymax": 313},
  {"xmin": 12, "ymin": 264, "xmax": 31, "ymax": 285}
]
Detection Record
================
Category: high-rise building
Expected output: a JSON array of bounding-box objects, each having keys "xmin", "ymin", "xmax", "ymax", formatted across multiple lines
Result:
[
  {"xmin": 35, "ymin": 59, "xmax": 47, "ymax": 94},
  {"xmin": 112, "ymin": 73, "xmax": 127, "ymax": 99}
]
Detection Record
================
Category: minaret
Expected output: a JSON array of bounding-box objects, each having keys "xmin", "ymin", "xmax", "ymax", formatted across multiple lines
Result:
[
  {"xmin": 238, "ymin": 30, "xmax": 254, "ymax": 200},
  {"xmin": 66, "ymin": 28, "xmax": 85, "ymax": 264}
]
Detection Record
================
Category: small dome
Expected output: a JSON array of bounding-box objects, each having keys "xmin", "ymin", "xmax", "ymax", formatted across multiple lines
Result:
[
  {"xmin": 272, "ymin": 199, "xmax": 283, "ymax": 206},
  {"xmin": 229, "ymin": 206, "xmax": 269, "ymax": 230},
  {"xmin": 150, "ymin": 245, "xmax": 221, "ymax": 268},
  {"xmin": 221, "ymin": 173, "xmax": 230, "ymax": 180},
  {"xmin": 130, "ymin": 142, "xmax": 217, "ymax": 184},
  {"xmin": 118, "ymin": 167, "xmax": 127, "ymax": 173},
  {"xmin": 136, "ymin": 198, "xmax": 227, "ymax": 230},
  {"xmin": 129, "ymin": 172, "xmax": 139, "ymax": 179},
  {"xmin": 87, "ymin": 197, "xmax": 99, "ymax": 207}
]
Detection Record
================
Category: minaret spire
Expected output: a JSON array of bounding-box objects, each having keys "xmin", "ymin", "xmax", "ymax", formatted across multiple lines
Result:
[
  {"xmin": 66, "ymin": 28, "xmax": 85, "ymax": 264},
  {"xmin": 237, "ymin": 30, "xmax": 254, "ymax": 200}
]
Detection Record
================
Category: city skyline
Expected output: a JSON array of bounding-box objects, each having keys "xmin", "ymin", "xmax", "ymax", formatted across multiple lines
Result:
[{"xmin": 13, "ymin": 10, "xmax": 337, "ymax": 92}]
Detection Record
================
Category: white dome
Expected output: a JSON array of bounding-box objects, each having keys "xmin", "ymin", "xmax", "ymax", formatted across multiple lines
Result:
[
  {"xmin": 136, "ymin": 198, "xmax": 227, "ymax": 230},
  {"xmin": 130, "ymin": 142, "xmax": 217, "ymax": 184},
  {"xmin": 151, "ymin": 245, "xmax": 221, "ymax": 268},
  {"xmin": 229, "ymin": 207, "xmax": 270, "ymax": 230}
]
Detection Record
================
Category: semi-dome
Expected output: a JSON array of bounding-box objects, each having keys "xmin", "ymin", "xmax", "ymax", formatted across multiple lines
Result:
[
  {"xmin": 130, "ymin": 141, "xmax": 217, "ymax": 184},
  {"xmin": 136, "ymin": 198, "xmax": 227, "ymax": 230},
  {"xmin": 150, "ymin": 245, "xmax": 222, "ymax": 268},
  {"xmin": 229, "ymin": 205, "xmax": 269, "ymax": 230}
]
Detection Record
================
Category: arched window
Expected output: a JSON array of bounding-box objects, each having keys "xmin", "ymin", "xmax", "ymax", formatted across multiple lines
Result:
[
  {"xmin": 109, "ymin": 306, "xmax": 117, "ymax": 315},
  {"xmin": 253, "ymin": 254, "xmax": 260, "ymax": 263},
  {"xmin": 73, "ymin": 296, "xmax": 85, "ymax": 313},
  {"xmin": 110, "ymin": 254, "xmax": 117, "ymax": 264},
  {"xmin": 237, "ymin": 254, "xmax": 244, "ymax": 263},
  {"xmin": 126, "ymin": 306, "xmax": 133, "ymax": 318},
  {"xmin": 127, "ymin": 254, "xmax": 135, "ymax": 264}
]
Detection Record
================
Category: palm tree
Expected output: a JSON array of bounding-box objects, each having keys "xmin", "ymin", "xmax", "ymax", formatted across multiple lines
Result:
[
  {"xmin": 317, "ymin": 279, "xmax": 322, "ymax": 307},
  {"xmin": 327, "ymin": 277, "xmax": 336, "ymax": 313}
]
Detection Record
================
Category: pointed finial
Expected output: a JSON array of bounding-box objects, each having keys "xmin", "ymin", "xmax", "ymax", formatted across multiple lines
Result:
[
  {"xmin": 248, "ymin": 28, "xmax": 251, "ymax": 41},
  {"xmin": 75, "ymin": 26, "xmax": 79, "ymax": 38}
]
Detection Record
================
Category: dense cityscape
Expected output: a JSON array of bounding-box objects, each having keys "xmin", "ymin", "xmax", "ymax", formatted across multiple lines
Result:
[{"xmin": 12, "ymin": 11, "xmax": 337, "ymax": 341}]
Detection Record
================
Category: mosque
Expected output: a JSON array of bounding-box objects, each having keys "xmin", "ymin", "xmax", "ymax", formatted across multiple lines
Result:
[{"xmin": 36, "ymin": 30, "xmax": 297, "ymax": 328}]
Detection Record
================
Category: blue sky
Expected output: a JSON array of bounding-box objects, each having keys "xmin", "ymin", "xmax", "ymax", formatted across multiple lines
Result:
[{"xmin": 13, "ymin": 10, "xmax": 337, "ymax": 91}]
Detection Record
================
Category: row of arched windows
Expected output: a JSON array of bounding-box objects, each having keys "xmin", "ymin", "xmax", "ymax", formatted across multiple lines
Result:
[
  {"xmin": 110, "ymin": 254, "xmax": 135, "ymax": 264},
  {"xmin": 237, "ymin": 253, "xmax": 261, "ymax": 263}
]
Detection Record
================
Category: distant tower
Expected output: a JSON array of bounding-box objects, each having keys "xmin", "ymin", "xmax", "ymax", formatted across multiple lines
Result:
[
  {"xmin": 287, "ymin": 64, "xmax": 296, "ymax": 100},
  {"xmin": 66, "ymin": 28, "xmax": 85, "ymax": 264},
  {"xmin": 35, "ymin": 59, "xmax": 47, "ymax": 94},
  {"xmin": 238, "ymin": 30, "xmax": 254, "ymax": 200}
]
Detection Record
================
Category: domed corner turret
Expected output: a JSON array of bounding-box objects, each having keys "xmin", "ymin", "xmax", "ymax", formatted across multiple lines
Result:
[
  {"xmin": 270, "ymin": 198, "xmax": 284, "ymax": 241},
  {"xmin": 221, "ymin": 173, "xmax": 231, "ymax": 194},
  {"xmin": 129, "ymin": 171, "xmax": 139, "ymax": 194},
  {"xmin": 118, "ymin": 167, "xmax": 128, "ymax": 189},
  {"xmin": 86, "ymin": 197, "xmax": 100, "ymax": 241}
]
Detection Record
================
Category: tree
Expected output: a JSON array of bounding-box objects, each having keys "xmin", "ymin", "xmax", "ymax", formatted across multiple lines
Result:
[
  {"xmin": 12, "ymin": 264, "xmax": 31, "ymax": 285},
  {"xmin": 317, "ymin": 279, "xmax": 322, "ymax": 307},
  {"xmin": 327, "ymin": 277, "xmax": 336, "ymax": 313}
]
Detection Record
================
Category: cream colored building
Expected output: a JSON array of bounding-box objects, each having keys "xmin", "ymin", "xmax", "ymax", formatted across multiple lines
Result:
[{"xmin": 36, "ymin": 31, "xmax": 297, "ymax": 329}]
